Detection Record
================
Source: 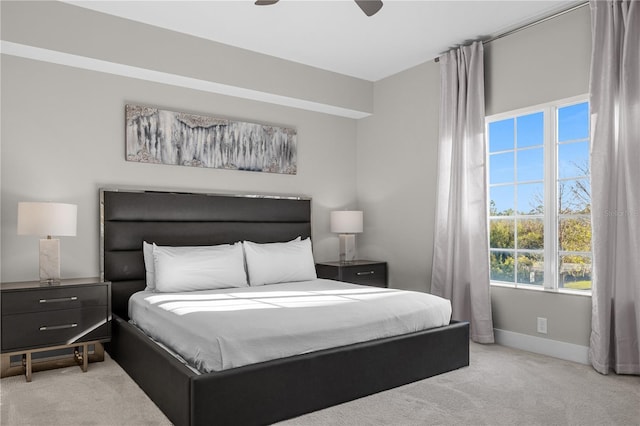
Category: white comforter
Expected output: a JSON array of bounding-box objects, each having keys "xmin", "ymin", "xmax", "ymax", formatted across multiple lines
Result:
[{"xmin": 129, "ymin": 279, "xmax": 452, "ymax": 373}]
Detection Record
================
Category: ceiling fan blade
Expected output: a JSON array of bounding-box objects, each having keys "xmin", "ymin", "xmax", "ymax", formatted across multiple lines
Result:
[
  {"xmin": 255, "ymin": 0, "xmax": 279, "ymax": 5},
  {"xmin": 354, "ymin": 0, "xmax": 383, "ymax": 17}
]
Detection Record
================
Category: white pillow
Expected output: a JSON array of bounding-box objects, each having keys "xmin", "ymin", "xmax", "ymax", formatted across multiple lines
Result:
[
  {"xmin": 243, "ymin": 237, "xmax": 317, "ymax": 286},
  {"xmin": 143, "ymin": 241, "xmax": 156, "ymax": 291},
  {"xmin": 152, "ymin": 242, "xmax": 248, "ymax": 292},
  {"xmin": 143, "ymin": 240, "xmax": 255, "ymax": 291}
]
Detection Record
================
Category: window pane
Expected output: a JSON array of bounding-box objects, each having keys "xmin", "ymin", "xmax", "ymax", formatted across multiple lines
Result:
[
  {"xmin": 517, "ymin": 183, "xmax": 544, "ymax": 215},
  {"xmin": 517, "ymin": 147, "xmax": 544, "ymax": 181},
  {"xmin": 517, "ymin": 253, "xmax": 544, "ymax": 285},
  {"xmin": 490, "ymin": 152, "xmax": 514, "ymax": 184},
  {"xmin": 558, "ymin": 102, "xmax": 589, "ymax": 142},
  {"xmin": 558, "ymin": 179, "xmax": 591, "ymax": 214},
  {"xmin": 517, "ymin": 218, "xmax": 544, "ymax": 250},
  {"xmin": 558, "ymin": 141, "xmax": 589, "ymax": 179},
  {"xmin": 490, "ymin": 186, "xmax": 514, "ymax": 216},
  {"xmin": 559, "ymin": 217, "xmax": 592, "ymax": 252},
  {"xmin": 517, "ymin": 112, "xmax": 543, "ymax": 148},
  {"xmin": 490, "ymin": 251, "xmax": 515, "ymax": 283},
  {"xmin": 489, "ymin": 119, "xmax": 514, "ymax": 152},
  {"xmin": 490, "ymin": 219, "xmax": 515, "ymax": 249},
  {"xmin": 559, "ymin": 255, "xmax": 592, "ymax": 290},
  {"xmin": 487, "ymin": 98, "xmax": 591, "ymax": 292}
]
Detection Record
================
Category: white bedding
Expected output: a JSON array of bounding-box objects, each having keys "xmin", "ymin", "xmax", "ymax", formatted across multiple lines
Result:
[{"xmin": 129, "ymin": 279, "xmax": 452, "ymax": 373}]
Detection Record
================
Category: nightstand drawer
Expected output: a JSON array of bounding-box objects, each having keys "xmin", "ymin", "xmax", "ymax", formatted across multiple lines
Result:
[
  {"xmin": 1, "ymin": 285, "xmax": 108, "ymax": 315},
  {"xmin": 316, "ymin": 261, "xmax": 388, "ymax": 288},
  {"xmin": 1, "ymin": 307, "xmax": 109, "ymax": 352},
  {"xmin": 342, "ymin": 264, "xmax": 387, "ymax": 287}
]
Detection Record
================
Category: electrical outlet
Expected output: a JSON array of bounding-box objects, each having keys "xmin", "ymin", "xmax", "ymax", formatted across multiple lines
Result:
[{"xmin": 537, "ymin": 317, "xmax": 548, "ymax": 334}]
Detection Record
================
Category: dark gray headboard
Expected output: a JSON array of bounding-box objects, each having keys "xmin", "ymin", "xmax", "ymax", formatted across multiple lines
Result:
[{"xmin": 100, "ymin": 189, "xmax": 312, "ymax": 319}]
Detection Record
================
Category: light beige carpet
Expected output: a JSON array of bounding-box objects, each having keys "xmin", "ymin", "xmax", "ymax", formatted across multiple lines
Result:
[{"xmin": 1, "ymin": 342, "xmax": 638, "ymax": 425}]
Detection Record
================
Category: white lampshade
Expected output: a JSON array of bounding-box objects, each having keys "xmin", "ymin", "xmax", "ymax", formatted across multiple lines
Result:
[
  {"xmin": 330, "ymin": 210, "xmax": 363, "ymax": 263},
  {"xmin": 330, "ymin": 210, "xmax": 363, "ymax": 234},
  {"xmin": 18, "ymin": 202, "xmax": 77, "ymax": 237},
  {"xmin": 17, "ymin": 202, "xmax": 77, "ymax": 283}
]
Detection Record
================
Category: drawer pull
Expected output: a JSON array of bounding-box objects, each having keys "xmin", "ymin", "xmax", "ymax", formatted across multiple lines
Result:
[
  {"xmin": 39, "ymin": 323, "xmax": 78, "ymax": 331},
  {"xmin": 39, "ymin": 296, "xmax": 78, "ymax": 304},
  {"xmin": 356, "ymin": 271, "xmax": 375, "ymax": 276}
]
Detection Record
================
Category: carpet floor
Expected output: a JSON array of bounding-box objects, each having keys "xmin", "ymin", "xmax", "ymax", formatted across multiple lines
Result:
[{"xmin": 1, "ymin": 342, "xmax": 638, "ymax": 425}]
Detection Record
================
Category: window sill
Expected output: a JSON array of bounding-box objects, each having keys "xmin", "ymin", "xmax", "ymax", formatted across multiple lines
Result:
[
  {"xmin": 490, "ymin": 281, "xmax": 592, "ymax": 297},
  {"xmin": 558, "ymin": 288, "xmax": 592, "ymax": 297}
]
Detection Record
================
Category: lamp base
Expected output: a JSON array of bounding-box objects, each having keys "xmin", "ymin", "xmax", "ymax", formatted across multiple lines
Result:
[
  {"xmin": 338, "ymin": 234, "xmax": 357, "ymax": 264},
  {"xmin": 39, "ymin": 238, "xmax": 61, "ymax": 283}
]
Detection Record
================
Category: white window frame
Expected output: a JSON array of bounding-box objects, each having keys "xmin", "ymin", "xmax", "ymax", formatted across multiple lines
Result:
[{"xmin": 485, "ymin": 94, "xmax": 591, "ymax": 295}]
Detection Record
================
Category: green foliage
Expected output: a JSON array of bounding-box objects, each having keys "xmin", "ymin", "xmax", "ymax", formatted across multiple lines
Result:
[
  {"xmin": 490, "ymin": 252, "xmax": 514, "ymax": 282},
  {"xmin": 490, "ymin": 219, "xmax": 514, "ymax": 249},
  {"xmin": 559, "ymin": 217, "xmax": 592, "ymax": 286},
  {"xmin": 489, "ymin": 205, "xmax": 592, "ymax": 287},
  {"xmin": 516, "ymin": 254, "xmax": 544, "ymax": 285},
  {"xmin": 559, "ymin": 217, "xmax": 591, "ymax": 252},
  {"xmin": 562, "ymin": 280, "xmax": 592, "ymax": 290},
  {"xmin": 517, "ymin": 219, "xmax": 544, "ymax": 249},
  {"xmin": 489, "ymin": 218, "xmax": 544, "ymax": 250}
]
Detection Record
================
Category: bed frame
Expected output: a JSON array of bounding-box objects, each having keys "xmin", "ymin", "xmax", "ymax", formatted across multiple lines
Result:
[{"xmin": 101, "ymin": 188, "xmax": 469, "ymax": 426}]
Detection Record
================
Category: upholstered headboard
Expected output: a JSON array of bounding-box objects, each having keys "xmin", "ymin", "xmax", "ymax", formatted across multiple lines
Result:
[{"xmin": 100, "ymin": 189, "xmax": 312, "ymax": 319}]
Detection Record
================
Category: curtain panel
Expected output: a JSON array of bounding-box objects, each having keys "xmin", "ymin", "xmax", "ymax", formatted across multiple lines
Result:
[
  {"xmin": 432, "ymin": 41, "xmax": 494, "ymax": 343},
  {"xmin": 589, "ymin": 0, "xmax": 640, "ymax": 375}
]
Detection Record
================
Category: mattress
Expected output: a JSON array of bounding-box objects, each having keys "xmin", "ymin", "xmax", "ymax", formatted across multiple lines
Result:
[{"xmin": 129, "ymin": 279, "xmax": 452, "ymax": 373}]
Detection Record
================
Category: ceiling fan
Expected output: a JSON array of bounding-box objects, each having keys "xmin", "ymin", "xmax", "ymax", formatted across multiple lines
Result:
[{"xmin": 255, "ymin": 0, "xmax": 384, "ymax": 17}]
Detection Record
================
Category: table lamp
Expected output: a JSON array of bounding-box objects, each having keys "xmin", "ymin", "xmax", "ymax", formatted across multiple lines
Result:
[
  {"xmin": 330, "ymin": 210, "xmax": 363, "ymax": 264},
  {"xmin": 17, "ymin": 202, "xmax": 78, "ymax": 283}
]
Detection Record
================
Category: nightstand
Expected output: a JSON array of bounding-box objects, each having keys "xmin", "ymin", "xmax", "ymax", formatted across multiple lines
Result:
[
  {"xmin": 316, "ymin": 261, "xmax": 388, "ymax": 288},
  {"xmin": 1, "ymin": 277, "xmax": 111, "ymax": 381}
]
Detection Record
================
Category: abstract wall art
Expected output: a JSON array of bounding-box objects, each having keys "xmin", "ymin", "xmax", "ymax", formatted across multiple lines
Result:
[{"xmin": 125, "ymin": 104, "xmax": 297, "ymax": 174}]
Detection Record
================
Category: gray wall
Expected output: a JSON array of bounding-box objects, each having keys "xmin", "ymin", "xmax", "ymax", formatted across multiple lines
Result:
[
  {"xmin": 485, "ymin": 5, "xmax": 592, "ymax": 116},
  {"xmin": 0, "ymin": 1, "xmax": 366, "ymax": 282},
  {"xmin": 357, "ymin": 6, "xmax": 593, "ymax": 346},
  {"xmin": 356, "ymin": 61, "xmax": 440, "ymax": 293}
]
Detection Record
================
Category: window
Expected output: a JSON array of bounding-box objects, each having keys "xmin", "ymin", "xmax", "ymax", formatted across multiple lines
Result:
[{"xmin": 486, "ymin": 97, "xmax": 591, "ymax": 293}]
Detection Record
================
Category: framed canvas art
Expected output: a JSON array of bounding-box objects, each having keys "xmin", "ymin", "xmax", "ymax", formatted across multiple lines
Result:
[{"xmin": 125, "ymin": 105, "xmax": 297, "ymax": 174}]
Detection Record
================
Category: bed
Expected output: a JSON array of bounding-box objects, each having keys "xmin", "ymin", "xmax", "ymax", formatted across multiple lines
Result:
[{"xmin": 101, "ymin": 188, "xmax": 469, "ymax": 426}]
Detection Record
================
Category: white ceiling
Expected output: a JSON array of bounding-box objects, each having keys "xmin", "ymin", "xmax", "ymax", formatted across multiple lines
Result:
[{"xmin": 67, "ymin": 0, "xmax": 581, "ymax": 82}]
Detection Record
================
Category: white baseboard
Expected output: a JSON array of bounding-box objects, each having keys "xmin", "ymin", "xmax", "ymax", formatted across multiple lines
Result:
[{"xmin": 493, "ymin": 328, "xmax": 589, "ymax": 365}]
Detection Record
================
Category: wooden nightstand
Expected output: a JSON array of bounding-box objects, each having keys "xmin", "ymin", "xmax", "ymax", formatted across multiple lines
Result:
[
  {"xmin": 316, "ymin": 261, "xmax": 388, "ymax": 288},
  {"xmin": 1, "ymin": 277, "xmax": 111, "ymax": 381}
]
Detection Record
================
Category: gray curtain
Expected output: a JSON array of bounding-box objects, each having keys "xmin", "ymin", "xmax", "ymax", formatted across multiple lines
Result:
[
  {"xmin": 589, "ymin": 0, "xmax": 640, "ymax": 375},
  {"xmin": 432, "ymin": 41, "xmax": 494, "ymax": 343}
]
